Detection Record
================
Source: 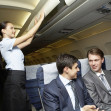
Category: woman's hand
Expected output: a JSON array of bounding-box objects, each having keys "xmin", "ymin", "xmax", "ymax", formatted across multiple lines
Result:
[
  {"xmin": 14, "ymin": 11, "xmax": 45, "ymax": 48},
  {"xmin": 34, "ymin": 11, "xmax": 45, "ymax": 25}
]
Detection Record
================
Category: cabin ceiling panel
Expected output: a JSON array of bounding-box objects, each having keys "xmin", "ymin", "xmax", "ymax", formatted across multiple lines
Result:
[
  {"xmin": 25, "ymin": 38, "xmax": 73, "ymax": 58},
  {"xmin": 47, "ymin": 38, "xmax": 73, "ymax": 48},
  {"xmin": 0, "ymin": 8, "xmax": 31, "ymax": 29},
  {"xmin": 104, "ymin": 14, "xmax": 111, "ymax": 20},
  {"xmin": 35, "ymin": 48, "xmax": 51, "ymax": 53},
  {"xmin": 70, "ymin": 50, "xmax": 83, "ymax": 59},
  {"xmin": 0, "ymin": 0, "xmax": 40, "ymax": 10},
  {"xmin": 69, "ymin": 21, "xmax": 111, "ymax": 40}
]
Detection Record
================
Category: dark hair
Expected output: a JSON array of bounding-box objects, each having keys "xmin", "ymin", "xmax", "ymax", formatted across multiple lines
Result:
[
  {"xmin": 87, "ymin": 48, "xmax": 104, "ymax": 58},
  {"xmin": 0, "ymin": 21, "xmax": 10, "ymax": 37},
  {"xmin": 56, "ymin": 54, "xmax": 78, "ymax": 74}
]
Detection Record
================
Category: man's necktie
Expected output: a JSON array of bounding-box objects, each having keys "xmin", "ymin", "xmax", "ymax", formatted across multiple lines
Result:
[
  {"xmin": 99, "ymin": 74, "xmax": 111, "ymax": 94},
  {"xmin": 69, "ymin": 81, "xmax": 80, "ymax": 110}
]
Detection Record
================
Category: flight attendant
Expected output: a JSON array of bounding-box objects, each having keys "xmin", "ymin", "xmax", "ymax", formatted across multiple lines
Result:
[{"xmin": 0, "ymin": 11, "xmax": 44, "ymax": 111}]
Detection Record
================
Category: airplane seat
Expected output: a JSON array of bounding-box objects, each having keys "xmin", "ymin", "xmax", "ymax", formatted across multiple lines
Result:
[
  {"xmin": 79, "ymin": 58, "xmax": 90, "ymax": 77},
  {"xmin": 36, "ymin": 61, "xmax": 83, "ymax": 109},
  {"xmin": 104, "ymin": 55, "xmax": 111, "ymax": 71},
  {"xmin": 36, "ymin": 61, "xmax": 82, "ymax": 93},
  {"xmin": 37, "ymin": 62, "xmax": 58, "ymax": 95},
  {"xmin": 36, "ymin": 62, "xmax": 59, "ymax": 110},
  {"xmin": 25, "ymin": 65, "xmax": 42, "ymax": 110}
]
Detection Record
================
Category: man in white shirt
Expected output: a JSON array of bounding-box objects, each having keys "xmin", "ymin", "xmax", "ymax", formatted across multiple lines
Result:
[
  {"xmin": 83, "ymin": 48, "xmax": 111, "ymax": 111},
  {"xmin": 43, "ymin": 54, "xmax": 99, "ymax": 111}
]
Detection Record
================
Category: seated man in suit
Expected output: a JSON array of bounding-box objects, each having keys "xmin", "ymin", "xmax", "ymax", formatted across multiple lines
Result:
[
  {"xmin": 83, "ymin": 48, "xmax": 111, "ymax": 111},
  {"xmin": 43, "ymin": 54, "xmax": 99, "ymax": 111}
]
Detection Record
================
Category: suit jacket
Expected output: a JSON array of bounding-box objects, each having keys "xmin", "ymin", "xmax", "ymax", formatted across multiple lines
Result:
[
  {"xmin": 43, "ymin": 76, "xmax": 94, "ymax": 111},
  {"xmin": 83, "ymin": 69, "xmax": 111, "ymax": 111}
]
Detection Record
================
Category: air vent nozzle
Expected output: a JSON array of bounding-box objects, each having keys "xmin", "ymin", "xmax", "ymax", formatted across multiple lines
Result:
[
  {"xmin": 59, "ymin": 29, "xmax": 74, "ymax": 34},
  {"xmin": 97, "ymin": 2, "xmax": 111, "ymax": 14},
  {"xmin": 97, "ymin": 7, "xmax": 111, "ymax": 14}
]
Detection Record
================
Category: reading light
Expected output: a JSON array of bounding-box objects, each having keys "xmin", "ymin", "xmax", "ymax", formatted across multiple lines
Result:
[{"xmin": 64, "ymin": 0, "xmax": 77, "ymax": 6}]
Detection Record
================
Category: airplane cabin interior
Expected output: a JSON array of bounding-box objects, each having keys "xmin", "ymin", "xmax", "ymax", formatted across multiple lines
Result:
[{"xmin": 1, "ymin": 0, "xmax": 111, "ymax": 111}]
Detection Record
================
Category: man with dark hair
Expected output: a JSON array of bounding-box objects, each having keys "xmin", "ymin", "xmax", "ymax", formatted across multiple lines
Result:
[
  {"xmin": 43, "ymin": 54, "xmax": 99, "ymax": 111},
  {"xmin": 83, "ymin": 48, "xmax": 111, "ymax": 111}
]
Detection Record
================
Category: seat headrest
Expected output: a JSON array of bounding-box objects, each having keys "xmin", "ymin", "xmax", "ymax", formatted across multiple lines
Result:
[
  {"xmin": 37, "ymin": 62, "xmax": 59, "ymax": 85},
  {"xmin": 25, "ymin": 65, "xmax": 41, "ymax": 80},
  {"xmin": 104, "ymin": 55, "xmax": 111, "ymax": 70},
  {"xmin": 79, "ymin": 58, "xmax": 90, "ymax": 77}
]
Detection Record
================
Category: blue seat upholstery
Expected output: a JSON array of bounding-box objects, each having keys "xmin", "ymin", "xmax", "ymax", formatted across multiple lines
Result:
[
  {"xmin": 77, "ymin": 60, "xmax": 81, "ymax": 77},
  {"xmin": 36, "ymin": 67, "xmax": 44, "ymax": 98},
  {"xmin": 102, "ymin": 57, "xmax": 106, "ymax": 70},
  {"xmin": 26, "ymin": 79, "xmax": 42, "ymax": 110},
  {"xmin": 25, "ymin": 65, "xmax": 42, "ymax": 110}
]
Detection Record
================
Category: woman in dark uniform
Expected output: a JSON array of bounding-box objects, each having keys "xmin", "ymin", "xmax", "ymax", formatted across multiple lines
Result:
[{"xmin": 0, "ymin": 11, "xmax": 44, "ymax": 111}]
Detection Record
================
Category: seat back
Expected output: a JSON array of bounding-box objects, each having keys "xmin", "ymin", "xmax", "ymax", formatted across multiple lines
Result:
[
  {"xmin": 36, "ymin": 62, "xmax": 59, "ymax": 110},
  {"xmin": 25, "ymin": 65, "xmax": 42, "ymax": 110},
  {"xmin": 79, "ymin": 58, "xmax": 90, "ymax": 77},
  {"xmin": 77, "ymin": 60, "xmax": 82, "ymax": 77},
  {"xmin": 36, "ymin": 62, "xmax": 58, "ymax": 95},
  {"xmin": 36, "ymin": 61, "xmax": 85, "ymax": 109}
]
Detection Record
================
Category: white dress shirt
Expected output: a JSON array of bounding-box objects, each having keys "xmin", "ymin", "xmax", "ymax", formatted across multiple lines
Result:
[
  {"xmin": 0, "ymin": 38, "xmax": 24, "ymax": 70},
  {"xmin": 59, "ymin": 75, "xmax": 82, "ymax": 110},
  {"xmin": 96, "ymin": 69, "xmax": 111, "ymax": 92}
]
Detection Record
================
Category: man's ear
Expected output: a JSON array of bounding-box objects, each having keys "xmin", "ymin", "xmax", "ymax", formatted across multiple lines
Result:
[
  {"xmin": 1, "ymin": 29, "xmax": 6, "ymax": 35},
  {"xmin": 102, "ymin": 57, "xmax": 104, "ymax": 63},
  {"xmin": 63, "ymin": 67, "xmax": 69, "ymax": 74}
]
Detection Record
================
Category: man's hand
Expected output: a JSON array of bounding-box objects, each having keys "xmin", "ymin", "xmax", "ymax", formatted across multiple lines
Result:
[{"xmin": 82, "ymin": 105, "xmax": 104, "ymax": 111}]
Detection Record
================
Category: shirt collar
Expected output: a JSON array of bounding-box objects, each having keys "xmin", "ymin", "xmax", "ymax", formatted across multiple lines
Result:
[
  {"xmin": 3, "ymin": 37, "xmax": 10, "ymax": 40},
  {"xmin": 59, "ymin": 75, "xmax": 71, "ymax": 86},
  {"xmin": 96, "ymin": 69, "xmax": 105, "ymax": 77}
]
